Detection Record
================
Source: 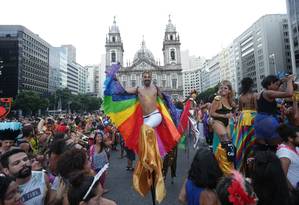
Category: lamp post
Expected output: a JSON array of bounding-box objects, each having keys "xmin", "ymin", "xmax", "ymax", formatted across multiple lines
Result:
[
  {"xmin": 0, "ymin": 60, "xmax": 4, "ymax": 76},
  {"xmin": 269, "ymin": 53, "xmax": 277, "ymax": 74}
]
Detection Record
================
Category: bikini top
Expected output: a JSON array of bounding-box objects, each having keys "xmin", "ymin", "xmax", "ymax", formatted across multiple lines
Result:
[{"xmin": 215, "ymin": 103, "xmax": 232, "ymax": 115}]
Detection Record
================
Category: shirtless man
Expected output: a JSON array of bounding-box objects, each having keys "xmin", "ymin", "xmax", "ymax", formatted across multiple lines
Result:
[{"xmin": 124, "ymin": 70, "xmax": 163, "ymax": 128}]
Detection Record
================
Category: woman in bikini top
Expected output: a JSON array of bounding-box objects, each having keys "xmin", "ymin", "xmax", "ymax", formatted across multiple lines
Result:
[{"xmin": 213, "ymin": 103, "xmax": 232, "ymax": 127}]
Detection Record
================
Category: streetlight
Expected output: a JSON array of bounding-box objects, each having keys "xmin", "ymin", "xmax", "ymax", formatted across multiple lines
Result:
[
  {"xmin": 269, "ymin": 53, "xmax": 277, "ymax": 74},
  {"xmin": 0, "ymin": 60, "xmax": 4, "ymax": 76}
]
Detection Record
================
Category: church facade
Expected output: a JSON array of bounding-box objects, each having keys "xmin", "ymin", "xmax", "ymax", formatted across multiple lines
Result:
[{"xmin": 105, "ymin": 17, "xmax": 183, "ymax": 99}]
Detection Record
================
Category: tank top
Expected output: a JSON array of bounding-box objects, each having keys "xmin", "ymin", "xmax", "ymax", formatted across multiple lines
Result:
[
  {"xmin": 19, "ymin": 171, "xmax": 47, "ymax": 205},
  {"xmin": 186, "ymin": 179, "xmax": 204, "ymax": 205},
  {"xmin": 257, "ymin": 92, "xmax": 277, "ymax": 115}
]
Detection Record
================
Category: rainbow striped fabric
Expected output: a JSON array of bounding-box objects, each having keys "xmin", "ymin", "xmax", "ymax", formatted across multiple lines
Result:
[
  {"xmin": 104, "ymin": 64, "xmax": 181, "ymax": 155},
  {"xmin": 232, "ymin": 110, "xmax": 256, "ymax": 170}
]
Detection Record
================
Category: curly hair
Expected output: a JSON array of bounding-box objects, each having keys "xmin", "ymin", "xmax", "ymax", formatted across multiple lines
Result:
[
  {"xmin": 67, "ymin": 171, "xmax": 98, "ymax": 205},
  {"xmin": 240, "ymin": 77, "xmax": 254, "ymax": 95},
  {"xmin": 188, "ymin": 147, "xmax": 223, "ymax": 189},
  {"xmin": 56, "ymin": 148, "xmax": 88, "ymax": 179}
]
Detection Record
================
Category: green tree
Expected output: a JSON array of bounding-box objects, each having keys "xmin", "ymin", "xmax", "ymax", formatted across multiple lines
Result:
[
  {"xmin": 14, "ymin": 91, "xmax": 48, "ymax": 115},
  {"xmin": 197, "ymin": 84, "xmax": 219, "ymax": 103}
]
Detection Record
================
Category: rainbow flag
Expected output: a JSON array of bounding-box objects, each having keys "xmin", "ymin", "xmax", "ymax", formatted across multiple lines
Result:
[{"xmin": 104, "ymin": 64, "xmax": 181, "ymax": 155}]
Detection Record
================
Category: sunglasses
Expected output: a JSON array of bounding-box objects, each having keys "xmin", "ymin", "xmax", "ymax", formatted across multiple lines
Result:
[{"xmin": 82, "ymin": 163, "xmax": 109, "ymax": 201}]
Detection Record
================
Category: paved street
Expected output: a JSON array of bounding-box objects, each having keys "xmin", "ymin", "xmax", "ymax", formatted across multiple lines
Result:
[{"xmin": 105, "ymin": 146, "xmax": 196, "ymax": 205}]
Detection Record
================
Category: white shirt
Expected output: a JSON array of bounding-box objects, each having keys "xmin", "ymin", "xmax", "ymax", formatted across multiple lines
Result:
[
  {"xmin": 19, "ymin": 171, "xmax": 47, "ymax": 205},
  {"xmin": 276, "ymin": 145, "xmax": 299, "ymax": 188}
]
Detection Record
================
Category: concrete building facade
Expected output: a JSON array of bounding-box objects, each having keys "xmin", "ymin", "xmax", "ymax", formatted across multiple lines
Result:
[{"xmin": 105, "ymin": 17, "xmax": 183, "ymax": 99}]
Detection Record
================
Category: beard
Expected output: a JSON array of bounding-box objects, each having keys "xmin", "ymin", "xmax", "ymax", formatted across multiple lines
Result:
[
  {"xmin": 13, "ymin": 166, "xmax": 32, "ymax": 179},
  {"xmin": 144, "ymin": 80, "xmax": 151, "ymax": 87}
]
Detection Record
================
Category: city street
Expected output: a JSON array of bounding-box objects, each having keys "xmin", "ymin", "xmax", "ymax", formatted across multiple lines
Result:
[{"xmin": 105, "ymin": 146, "xmax": 195, "ymax": 205}]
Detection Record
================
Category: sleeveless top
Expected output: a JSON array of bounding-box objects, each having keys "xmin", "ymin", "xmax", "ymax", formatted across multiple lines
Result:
[
  {"xmin": 19, "ymin": 171, "xmax": 47, "ymax": 205},
  {"xmin": 186, "ymin": 179, "xmax": 204, "ymax": 205},
  {"xmin": 257, "ymin": 92, "xmax": 277, "ymax": 115},
  {"xmin": 90, "ymin": 145, "xmax": 108, "ymax": 171}
]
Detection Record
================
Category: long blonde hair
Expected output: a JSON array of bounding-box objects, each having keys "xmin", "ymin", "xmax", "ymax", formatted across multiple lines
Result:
[{"xmin": 219, "ymin": 80, "xmax": 235, "ymax": 106}]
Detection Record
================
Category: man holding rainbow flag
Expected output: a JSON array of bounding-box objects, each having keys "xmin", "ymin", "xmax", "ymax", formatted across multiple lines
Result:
[{"xmin": 103, "ymin": 63, "xmax": 190, "ymax": 203}]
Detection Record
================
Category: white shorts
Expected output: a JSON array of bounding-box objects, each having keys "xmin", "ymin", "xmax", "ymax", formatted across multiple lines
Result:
[{"xmin": 143, "ymin": 109, "xmax": 162, "ymax": 128}]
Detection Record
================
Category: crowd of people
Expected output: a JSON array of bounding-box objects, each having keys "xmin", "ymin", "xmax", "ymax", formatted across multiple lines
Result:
[
  {"xmin": 0, "ymin": 70, "xmax": 299, "ymax": 205},
  {"xmin": 0, "ymin": 112, "xmax": 122, "ymax": 205},
  {"xmin": 178, "ymin": 74, "xmax": 299, "ymax": 205}
]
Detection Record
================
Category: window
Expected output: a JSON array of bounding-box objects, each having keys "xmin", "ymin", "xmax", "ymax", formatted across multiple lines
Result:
[
  {"xmin": 170, "ymin": 49, "xmax": 176, "ymax": 60},
  {"xmin": 162, "ymin": 74, "xmax": 166, "ymax": 88},
  {"xmin": 172, "ymin": 79, "xmax": 177, "ymax": 89},
  {"xmin": 112, "ymin": 36, "xmax": 115, "ymax": 42},
  {"xmin": 131, "ymin": 80, "xmax": 136, "ymax": 87},
  {"xmin": 111, "ymin": 51, "xmax": 116, "ymax": 63},
  {"xmin": 171, "ymin": 73, "xmax": 178, "ymax": 89},
  {"xmin": 170, "ymin": 35, "xmax": 173, "ymax": 40}
]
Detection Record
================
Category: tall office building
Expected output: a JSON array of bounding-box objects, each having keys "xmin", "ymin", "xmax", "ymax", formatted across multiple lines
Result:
[
  {"xmin": 286, "ymin": 0, "xmax": 299, "ymax": 75},
  {"xmin": 67, "ymin": 62, "xmax": 79, "ymax": 95},
  {"xmin": 62, "ymin": 44, "xmax": 76, "ymax": 63},
  {"xmin": 0, "ymin": 25, "xmax": 50, "ymax": 98},
  {"xmin": 219, "ymin": 45, "xmax": 237, "ymax": 92},
  {"xmin": 234, "ymin": 14, "xmax": 291, "ymax": 91},
  {"xmin": 49, "ymin": 46, "xmax": 68, "ymax": 93},
  {"xmin": 181, "ymin": 51, "xmax": 205, "ymax": 97},
  {"xmin": 201, "ymin": 55, "xmax": 220, "ymax": 92},
  {"xmin": 85, "ymin": 64, "xmax": 100, "ymax": 96},
  {"xmin": 78, "ymin": 63, "xmax": 87, "ymax": 94}
]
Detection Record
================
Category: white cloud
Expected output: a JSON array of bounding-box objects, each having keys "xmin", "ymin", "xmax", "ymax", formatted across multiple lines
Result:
[{"xmin": 0, "ymin": 0, "xmax": 286, "ymax": 65}]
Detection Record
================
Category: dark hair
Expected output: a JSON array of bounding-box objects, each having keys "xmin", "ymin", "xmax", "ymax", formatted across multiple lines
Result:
[
  {"xmin": 240, "ymin": 77, "xmax": 254, "ymax": 95},
  {"xmin": 68, "ymin": 171, "xmax": 99, "ymax": 205},
  {"xmin": 93, "ymin": 132, "xmax": 105, "ymax": 153},
  {"xmin": 252, "ymin": 151, "xmax": 290, "ymax": 205},
  {"xmin": 56, "ymin": 149, "xmax": 87, "ymax": 179},
  {"xmin": 277, "ymin": 124, "xmax": 297, "ymax": 142},
  {"xmin": 22, "ymin": 124, "xmax": 34, "ymax": 138},
  {"xmin": 0, "ymin": 149, "xmax": 25, "ymax": 168},
  {"xmin": 53, "ymin": 132, "xmax": 66, "ymax": 141},
  {"xmin": 0, "ymin": 176, "xmax": 14, "ymax": 201},
  {"xmin": 49, "ymin": 139, "xmax": 67, "ymax": 155},
  {"xmin": 216, "ymin": 174, "xmax": 255, "ymax": 205},
  {"xmin": 261, "ymin": 75, "xmax": 279, "ymax": 89},
  {"xmin": 188, "ymin": 147, "xmax": 223, "ymax": 189}
]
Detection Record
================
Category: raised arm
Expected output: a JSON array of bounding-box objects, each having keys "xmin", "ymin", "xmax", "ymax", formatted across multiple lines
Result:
[
  {"xmin": 114, "ymin": 76, "xmax": 138, "ymax": 94},
  {"xmin": 266, "ymin": 75, "xmax": 295, "ymax": 99}
]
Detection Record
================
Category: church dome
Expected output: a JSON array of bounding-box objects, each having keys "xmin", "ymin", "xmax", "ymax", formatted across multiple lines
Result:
[
  {"xmin": 109, "ymin": 17, "xmax": 120, "ymax": 33},
  {"xmin": 166, "ymin": 15, "xmax": 176, "ymax": 32},
  {"xmin": 133, "ymin": 39, "xmax": 155, "ymax": 63}
]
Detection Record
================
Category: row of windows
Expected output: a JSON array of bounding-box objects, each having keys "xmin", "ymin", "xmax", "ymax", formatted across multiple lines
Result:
[
  {"xmin": 23, "ymin": 33, "xmax": 48, "ymax": 51},
  {"xmin": 23, "ymin": 46, "xmax": 48, "ymax": 60},
  {"xmin": 23, "ymin": 55, "xmax": 48, "ymax": 66},
  {"xmin": 22, "ymin": 82, "xmax": 47, "ymax": 92},
  {"xmin": 24, "ymin": 65, "xmax": 48, "ymax": 76},
  {"xmin": 22, "ymin": 72, "xmax": 48, "ymax": 84}
]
